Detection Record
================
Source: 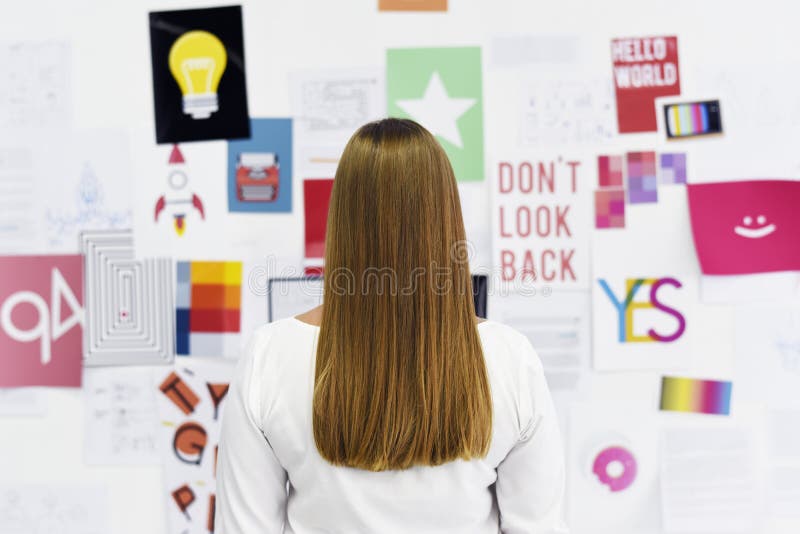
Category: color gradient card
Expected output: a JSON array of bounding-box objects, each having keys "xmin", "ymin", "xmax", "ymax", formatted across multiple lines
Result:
[
  {"xmin": 626, "ymin": 151, "xmax": 658, "ymax": 203},
  {"xmin": 660, "ymin": 376, "xmax": 732, "ymax": 415},
  {"xmin": 387, "ymin": 47, "xmax": 484, "ymax": 181},
  {"xmin": 0, "ymin": 255, "xmax": 83, "ymax": 387},
  {"xmin": 687, "ymin": 180, "xmax": 800, "ymax": 275},
  {"xmin": 175, "ymin": 261, "xmax": 242, "ymax": 357}
]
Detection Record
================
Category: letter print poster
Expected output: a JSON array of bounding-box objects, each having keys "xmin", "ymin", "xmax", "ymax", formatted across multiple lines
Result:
[
  {"xmin": 611, "ymin": 36, "xmax": 680, "ymax": 133},
  {"xmin": 155, "ymin": 358, "xmax": 234, "ymax": 533},
  {"xmin": 590, "ymin": 186, "xmax": 700, "ymax": 371},
  {"xmin": 491, "ymin": 154, "xmax": 591, "ymax": 290}
]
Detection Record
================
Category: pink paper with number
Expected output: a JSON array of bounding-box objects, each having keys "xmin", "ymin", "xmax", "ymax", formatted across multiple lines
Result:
[{"xmin": 0, "ymin": 255, "xmax": 83, "ymax": 387}]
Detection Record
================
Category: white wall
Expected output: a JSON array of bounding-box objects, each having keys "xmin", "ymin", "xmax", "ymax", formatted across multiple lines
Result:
[{"xmin": 1, "ymin": 1, "xmax": 799, "ymax": 533}]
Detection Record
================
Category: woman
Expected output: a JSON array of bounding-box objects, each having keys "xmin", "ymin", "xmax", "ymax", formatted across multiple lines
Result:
[{"xmin": 216, "ymin": 118, "xmax": 568, "ymax": 533}]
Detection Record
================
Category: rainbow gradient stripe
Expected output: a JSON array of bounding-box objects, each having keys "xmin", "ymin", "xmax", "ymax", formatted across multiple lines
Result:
[{"xmin": 660, "ymin": 376, "xmax": 732, "ymax": 415}]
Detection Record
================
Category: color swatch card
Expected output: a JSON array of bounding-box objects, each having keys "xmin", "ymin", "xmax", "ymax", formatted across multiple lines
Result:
[
  {"xmin": 176, "ymin": 261, "xmax": 242, "ymax": 357},
  {"xmin": 687, "ymin": 180, "xmax": 800, "ymax": 275},
  {"xmin": 0, "ymin": 255, "xmax": 83, "ymax": 387},
  {"xmin": 387, "ymin": 47, "xmax": 484, "ymax": 181},
  {"xmin": 660, "ymin": 376, "xmax": 732, "ymax": 415},
  {"xmin": 611, "ymin": 36, "xmax": 680, "ymax": 133},
  {"xmin": 626, "ymin": 151, "xmax": 657, "ymax": 204},
  {"xmin": 598, "ymin": 155, "xmax": 623, "ymax": 188},
  {"xmin": 658, "ymin": 153, "xmax": 687, "ymax": 184},
  {"xmin": 595, "ymin": 189, "xmax": 625, "ymax": 229}
]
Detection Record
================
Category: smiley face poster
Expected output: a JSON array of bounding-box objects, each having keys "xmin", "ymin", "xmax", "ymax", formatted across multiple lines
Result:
[
  {"xmin": 687, "ymin": 180, "xmax": 800, "ymax": 275},
  {"xmin": 149, "ymin": 6, "xmax": 250, "ymax": 144}
]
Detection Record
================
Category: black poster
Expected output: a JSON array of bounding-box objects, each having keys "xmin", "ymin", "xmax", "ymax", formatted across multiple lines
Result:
[{"xmin": 149, "ymin": 5, "xmax": 250, "ymax": 144}]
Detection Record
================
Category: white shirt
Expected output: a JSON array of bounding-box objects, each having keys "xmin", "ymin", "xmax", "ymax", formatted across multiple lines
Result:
[{"xmin": 216, "ymin": 317, "xmax": 568, "ymax": 534}]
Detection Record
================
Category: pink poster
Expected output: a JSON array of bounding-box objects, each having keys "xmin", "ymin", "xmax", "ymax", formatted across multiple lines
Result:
[
  {"xmin": 687, "ymin": 180, "xmax": 800, "ymax": 275},
  {"xmin": 0, "ymin": 255, "xmax": 84, "ymax": 387}
]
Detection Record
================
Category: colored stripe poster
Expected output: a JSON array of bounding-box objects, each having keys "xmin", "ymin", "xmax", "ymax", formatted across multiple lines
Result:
[
  {"xmin": 664, "ymin": 100, "xmax": 722, "ymax": 139},
  {"xmin": 176, "ymin": 261, "xmax": 242, "ymax": 357},
  {"xmin": 687, "ymin": 180, "xmax": 800, "ymax": 275},
  {"xmin": 611, "ymin": 36, "xmax": 680, "ymax": 133},
  {"xmin": 660, "ymin": 376, "xmax": 732, "ymax": 415},
  {"xmin": 0, "ymin": 255, "xmax": 83, "ymax": 387}
]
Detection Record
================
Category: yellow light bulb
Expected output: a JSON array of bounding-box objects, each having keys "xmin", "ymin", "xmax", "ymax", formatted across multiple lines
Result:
[{"xmin": 168, "ymin": 30, "xmax": 228, "ymax": 120}]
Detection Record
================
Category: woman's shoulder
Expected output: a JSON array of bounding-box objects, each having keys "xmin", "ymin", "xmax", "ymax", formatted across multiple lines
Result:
[
  {"xmin": 243, "ymin": 317, "xmax": 317, "ymax": 360},
  {"xmin": 477, "ymin": 319, "xmax": 534, "ymax": 349},
  {"xmin": 477, "ymin": 320, "xmax": 544, "ymax": 374}
]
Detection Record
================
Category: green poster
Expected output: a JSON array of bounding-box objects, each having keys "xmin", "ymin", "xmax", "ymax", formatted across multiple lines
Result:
[{"xmin": 387, "ymin": 47, "xmax": 484, "ymax": 182}]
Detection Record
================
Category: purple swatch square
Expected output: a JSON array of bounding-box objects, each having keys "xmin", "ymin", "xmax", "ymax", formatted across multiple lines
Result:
[{"xmin": 659, "ymin": 152, "xmax": 687, "ymax": 184}]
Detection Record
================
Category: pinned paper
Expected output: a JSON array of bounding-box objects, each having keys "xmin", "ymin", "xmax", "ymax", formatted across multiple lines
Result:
[
  {"xmin": 0, "ymin": 255, "xmax": 83, "ymax": 387},
  {"xmin": 687, "ymin": 180, "xmax": 800, "ymax": 275},
  {"xmin": 303, "ymin": 179, "xmax": 335, "ymax": 275},
  {"xmin": 611, "ymin": 36, "xmax": 680, "ymax": 133}
]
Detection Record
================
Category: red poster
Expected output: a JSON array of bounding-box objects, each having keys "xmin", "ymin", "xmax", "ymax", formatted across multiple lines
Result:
[
  {"xmin": 687, "ymin": 180, "xmax": 800, "ymax": 275},
  {"xmin": 611, "ymin": 36, "xmax": 680, "ymax": 133},
  {"xmin": 0, "ymin": 255, "xmax": 84, "ymax": 387},
  {"xmin": 303, "ymin": 179, "xmax": 335, "ymax": 275}
]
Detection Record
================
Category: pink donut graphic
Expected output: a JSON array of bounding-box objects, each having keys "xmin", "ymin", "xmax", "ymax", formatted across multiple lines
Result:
[{"xmin": 592, "ymin": 445, "xmax": 637, "ymax": 492}]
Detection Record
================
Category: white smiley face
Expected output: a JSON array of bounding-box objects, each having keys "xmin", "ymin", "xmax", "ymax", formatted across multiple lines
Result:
[{"xmin": 733, "ymin": 214, "xmax": 777, "ymax": 239}]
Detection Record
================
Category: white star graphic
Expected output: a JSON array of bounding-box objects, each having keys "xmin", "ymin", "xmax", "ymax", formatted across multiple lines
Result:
[{"xmin": 395, "ymin": 71, "xmax": 476, "ymax": 149}]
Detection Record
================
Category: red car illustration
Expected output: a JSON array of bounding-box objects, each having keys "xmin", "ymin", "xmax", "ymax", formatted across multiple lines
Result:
[{"xmin": 236, "ymin": 152, "xmax": 279, "ymax": 202}]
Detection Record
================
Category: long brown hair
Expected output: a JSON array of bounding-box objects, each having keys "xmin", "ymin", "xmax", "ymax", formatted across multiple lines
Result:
[{"xmin": 312, "ymin": 118, "xmax": 492, "ymax": 471}]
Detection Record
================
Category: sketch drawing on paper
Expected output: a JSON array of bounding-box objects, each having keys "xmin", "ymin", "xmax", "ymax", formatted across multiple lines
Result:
[
  {"xmin": 85, "ymin": 368, "xmax": 159, "ymax": 465},
  {"xmin": 46, "ymin": 163, "xmax": 132, "ymax": 248},
  {"xmin": 81, "ymin": 229, "xmax": 175, "ymax": 366},
  {"xmin": 0, "ymin": 485, "xmax": 108, "ymax": 534}
]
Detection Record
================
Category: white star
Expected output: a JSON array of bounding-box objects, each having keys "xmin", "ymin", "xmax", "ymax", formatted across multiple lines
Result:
[{"xmin": 395, "ymin": 72, "xmax": 476, "ymax": 149}]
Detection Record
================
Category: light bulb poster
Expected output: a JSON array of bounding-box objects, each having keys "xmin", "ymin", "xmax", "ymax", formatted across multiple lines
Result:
[{"xmin": 149, "ymin": 6, "xmax": 250, "ymax": 144}]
